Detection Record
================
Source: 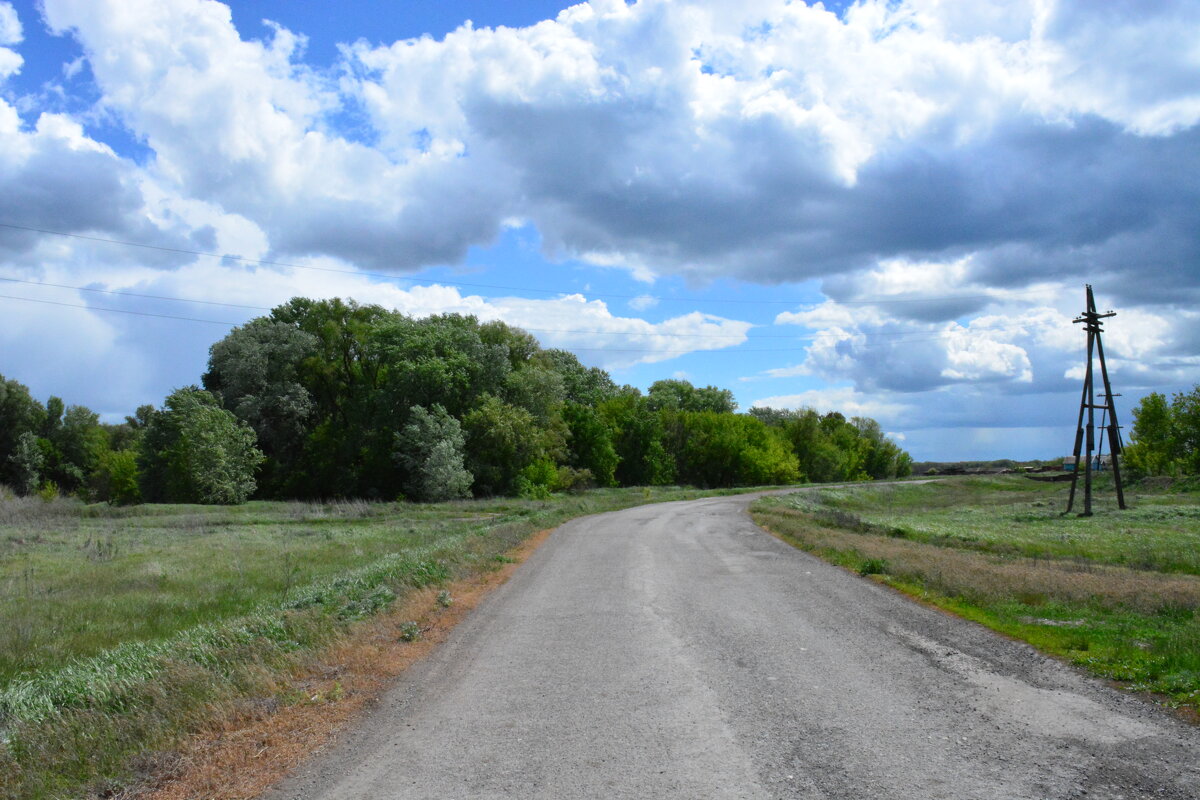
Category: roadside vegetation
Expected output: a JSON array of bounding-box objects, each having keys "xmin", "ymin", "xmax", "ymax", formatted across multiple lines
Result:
[
  {"xmin": 752, "ymin": 475, "xmax": 1200, "ymax": 714},
  {"xmin": 0, "ymin": 484, "xmax": 772, "ymax": 800}
]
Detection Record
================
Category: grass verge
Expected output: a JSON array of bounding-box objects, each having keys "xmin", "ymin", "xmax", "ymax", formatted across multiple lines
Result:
[
  {"xmin": 0, "ymin": 484, "xmax": 771, "ymax": 800},
  {"xmin": 751, "ymin": 476, "xmax": 1200, "ymax": 716}
]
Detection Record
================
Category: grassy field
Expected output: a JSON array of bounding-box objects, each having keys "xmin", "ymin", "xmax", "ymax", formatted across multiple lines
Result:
[
  {"xmin": 0, "ymin": 484, "xmax": 760, "ymax": 800},
  {"xmin": 752, "ymin": 475, "xmax": 1200, "ymax": 714}
]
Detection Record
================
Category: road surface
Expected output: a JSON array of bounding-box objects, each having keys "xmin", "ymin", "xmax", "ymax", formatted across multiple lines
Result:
[{"xmin": 265, "ymin": 491, "xmax": 1200, "ymax": 799}]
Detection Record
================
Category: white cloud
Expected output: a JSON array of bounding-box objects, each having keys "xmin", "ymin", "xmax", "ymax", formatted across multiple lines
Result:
[
  {"xmin": 5, "ymin": 0, "xmax": 1188, "ymax": 301},
  {"xmin": 750, "ymin": 386, "xmax": 911, "ymax": 423},
  {"xmin": 0, "ymin": 2, "xmax": 20, "ymax": 46},
  {"xmin": 0, "ymin": 1, "xmax": 21, "ymax": 80},
  {"xmin": 628, "ymin": 294, "xmax": 658, "ymax": 311}
]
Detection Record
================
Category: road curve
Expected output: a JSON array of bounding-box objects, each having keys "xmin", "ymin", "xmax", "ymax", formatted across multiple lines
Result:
[{"xmin": 264, "ymin": 491, "xmax": 1200, "ymax": 800}]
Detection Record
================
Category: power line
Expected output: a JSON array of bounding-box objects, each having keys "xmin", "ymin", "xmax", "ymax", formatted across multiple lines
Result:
[
  {"xmin": 0, "ymin": 292, "xmax": 991, "ymax": 352},
  {"xmin": 0, "ymin": 276, "xmax": 272, "ymax": 312},
  {"xmin": 0, "ymin": 293, "xmax": 239, "ymax": 325},
  {"xmin": 0, "ymin": 221, "xmax": 1049, "ymax": 308},
  {"xmin": 0, "ymin": 275, "xmax": 1062, "ymax": 342}
]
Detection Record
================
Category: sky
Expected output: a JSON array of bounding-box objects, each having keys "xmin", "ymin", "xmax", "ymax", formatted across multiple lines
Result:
[{"xmin": 0, "ymin": 0, "xmax": 1197, "ymax": 462}]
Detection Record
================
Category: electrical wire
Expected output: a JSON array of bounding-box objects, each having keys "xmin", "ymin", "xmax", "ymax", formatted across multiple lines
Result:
[
  {"xmin": 0, "ymin": 221, "xmax": 1050, "ymax": 308},
  {"xmin": 0, "ymin": 291, "xmax": 1027, "ymax": 353},
  {"xmin": 0, "ymin": 275, "xmax": 1065, "ymax": 342}
]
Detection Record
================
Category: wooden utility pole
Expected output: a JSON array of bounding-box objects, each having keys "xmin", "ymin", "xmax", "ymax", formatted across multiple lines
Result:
[{"xmin": 1066, "ymin": 285, "xmax": 1126, "ymax": 515}]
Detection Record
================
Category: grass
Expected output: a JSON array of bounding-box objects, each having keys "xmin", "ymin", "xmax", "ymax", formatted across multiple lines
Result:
[
  {"xmin": 751, "ymin": 475, "xmax": 1200, "ymax": 714},
  {"xmin": 0, "ymin": 483, "xmax": 773, "ymax": 800}
]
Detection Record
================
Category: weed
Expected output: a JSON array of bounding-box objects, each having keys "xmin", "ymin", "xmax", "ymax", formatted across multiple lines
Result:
[
  {"xmin": 436, "ymin": 590, "xmax": 453, "ymax": 608},
  {"xmin": 398, "ymin": 622, "xmax": 421, "ymax": 642},
  {"xmin": 858, "ymin": 558, "xmax": 889, "ymax": 576}
]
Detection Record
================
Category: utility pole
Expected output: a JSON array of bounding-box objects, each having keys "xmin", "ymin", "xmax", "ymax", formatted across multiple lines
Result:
[{"xmin": 1066, "ymin": 285, "xmax": 1126, "ymax": 515}]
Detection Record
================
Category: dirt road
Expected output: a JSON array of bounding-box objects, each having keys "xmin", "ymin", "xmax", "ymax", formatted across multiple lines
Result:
[{"xmin": 264, "ymin": 492, "xmax": 1200, "ymax": 799}]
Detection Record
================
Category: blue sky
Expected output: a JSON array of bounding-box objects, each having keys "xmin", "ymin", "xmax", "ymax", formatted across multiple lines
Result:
[{"xmin": 0, "ymin": 0, "xmax": 1197, "ymax": 461}]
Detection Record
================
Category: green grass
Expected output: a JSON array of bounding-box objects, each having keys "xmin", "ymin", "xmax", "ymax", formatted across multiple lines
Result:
[
  {"xmin": 792, "ymin": 476, "xmax": 1200, "ymax": 574},
  {"xmin": 752, "ymin": 475, "xmax": 1200, "ymax": 714},
  {"xmin": 0, "ymin": 483, "xmax": 775, "ymax": 800}
]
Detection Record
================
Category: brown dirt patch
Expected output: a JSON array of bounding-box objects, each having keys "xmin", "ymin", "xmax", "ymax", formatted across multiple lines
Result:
[{"xmin": 126, "ymin": 528, "xmax": 556, "ymax": 800}]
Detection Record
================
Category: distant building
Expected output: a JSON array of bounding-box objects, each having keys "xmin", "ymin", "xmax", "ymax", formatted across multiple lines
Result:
[{"xmin": 1063, "ymin": 454, "xmax": 1112, "ymax": 471}]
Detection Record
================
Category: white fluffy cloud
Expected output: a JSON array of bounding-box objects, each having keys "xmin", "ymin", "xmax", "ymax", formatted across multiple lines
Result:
[
  {"xmin": 0, "ymin": 2, "xmax": 20, "ymax": 79},
  {"xmin": 750, "ymin": 385, "xmax": 911, "ymax": 422},
  {"xmin": 10, "ymin": 0, "xmax": 1193, "ymax": 298}
]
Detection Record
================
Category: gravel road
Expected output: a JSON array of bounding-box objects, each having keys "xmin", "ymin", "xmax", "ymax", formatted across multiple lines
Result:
[{"xmin": 264, "ymin": 491, "xmax": 1200, "ymax": 799}]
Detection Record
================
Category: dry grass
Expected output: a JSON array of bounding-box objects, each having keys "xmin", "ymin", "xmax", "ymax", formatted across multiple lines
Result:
[{"xmin": 755, "ymin": 508, "xmax": 1200, "ymax": 613}]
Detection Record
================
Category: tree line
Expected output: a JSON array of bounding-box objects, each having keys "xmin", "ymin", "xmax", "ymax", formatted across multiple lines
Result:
[{"xmin": 1, "ymin": 298, "xmax": 912, "ymax": 504}]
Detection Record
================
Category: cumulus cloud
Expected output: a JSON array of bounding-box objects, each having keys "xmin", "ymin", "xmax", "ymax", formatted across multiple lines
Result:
[
  {"xmin": 750, "ymin": 386, "xmax": 912, "ymax": 422},
  {"xmin": 11, "ymin": 0, "xmax": 1191, "ymax": 304},
  {"xmin": 0, "ymin": 237, "xmax": 754, "ymax": 417},
  {"xmin": 763, "ymin": 272, "xmax": 1192, "ymax": 403},
  {"xmin": 0, "ymin": 2, "xmax": 20, "ymax": 79}
]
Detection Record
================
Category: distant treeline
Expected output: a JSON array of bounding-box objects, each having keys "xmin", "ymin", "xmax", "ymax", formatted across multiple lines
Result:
[{"xmin": 0, "ymin": 298, "xmax": 911, "ymax": 504}]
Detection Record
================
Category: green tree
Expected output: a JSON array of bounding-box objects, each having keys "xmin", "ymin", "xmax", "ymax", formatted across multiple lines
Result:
[
  {"xmin": 541, "ymin": 349, "xmax": 617, "ymax": 406},
  {"xmin": 204, "ymin": 319, "xmax": 319, "ymax": 456},
  {"xmin": 0, "ymin": 374, "xmax": 45, "ymax": 489},
  {"xmin": 462, "ymin": 395, "xmax": 545, "ymax": 496},
  {"xmin": 1122, "ymin": 392, "xmax": 1178, "ymax": 477},
  {"xmin": 139, "ymin": 387, "xmax": 264, "ymax": 504},
  {"xmin": 673, "ymin": 412, "xmax": 799, "ymax": 487},
  {"xmin": 597, "ymin": 391, "xmax": 675, "ymax": 486},
  {"xmin": 647, "ymin": 379, "xmax": 736, "ymax": 414},
  {"xmin": 562, "ymin": 401, "xmax": 618, "ymax": 487},
  {"xmin": 394, "ymin": 405, "xmax": 473, "ymax": 502},
  {"xmin": 371, "ymin": 314, "xmax": 510, "ymax": 419},
  {"xmin": 8, "ymin": 431, "xmax": 44, "ymax": 496},
  {"xmin": 1171, "ymin": 386, "xmax": 1200, "ymax": 474},
  {"xmin": 91, "ymin": 449, "xmax": 142, "ymax": 505}
]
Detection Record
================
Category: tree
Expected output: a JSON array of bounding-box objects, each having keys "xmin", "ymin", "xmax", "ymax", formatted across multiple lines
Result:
[
  {"xmin": 204, "ymin": 319, "xmax": 319, "ymax": 456},
  {"xmin": 139, "ymin": 387, "xmax": 264, "ymax": 504},
  {"xmin": 541, "ymin": 349, "xmax": 617, "ymax": 406},
  {"xmin": 50, "ymin": 405, "xmax": 105, "ymax": 493},
  {"xmin": 0, "ymin": 374, "xmax": 45, "ymax": 489},
  {"xmin": 462, "ymin": 395, "xmax": 545, "ymax": 496},
  {"xmin": 394, "ymin": 405, "xmax": 473, "ymax": 502},
  {"xmin": 371, "ymin": 314, "xmax": 510, "ymax": 419},
  {"xmin": 1121, "ymin": 392, "xmax": 1177, "ymax": 477},
  {"xmin": 91, "ymin": 449, "xmax": 141, "ymax": 505},
  {"xmin": 562, "ymin": 402, "xmax": 618, "ymax": 487},
  {"xmin": 8, "ymin": 431, "xmax": 44, "ymax": 496},
  {"xmin": 1171, "ymin": 386, "xmax": 1200, "ymax": 474},
  {"xmin": 673, "ymin": 412, "xmax": 799, "ymax": 487},
  {"xmin": 647, "ymin": 379, "xmax": 736, "ymax": 414},
  {"xmin": 598, "ymin": 391, "xmax": 675, "ymax": 486}
]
